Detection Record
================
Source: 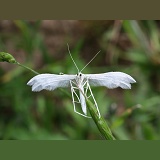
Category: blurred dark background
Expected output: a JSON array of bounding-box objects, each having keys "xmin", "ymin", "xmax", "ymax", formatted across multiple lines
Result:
[{"xmin": 0, "ymin": 20, "xmax": 160, "ymax": 140}]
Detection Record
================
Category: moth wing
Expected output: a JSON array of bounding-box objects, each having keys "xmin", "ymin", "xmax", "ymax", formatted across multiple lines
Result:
[
  {"xmin": 86, "ymin": 72, "xmax": 136, "ymax": 89},
  {"xmin": 27, "ymin": 74, "xmax": 76, "ymax": 92}
]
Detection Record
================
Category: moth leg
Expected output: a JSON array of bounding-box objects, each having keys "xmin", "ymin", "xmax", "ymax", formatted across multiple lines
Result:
[
  {"xmin": 85, "ymin": 84, "xmax": 92, "ymax": 99},
  {"xmin": 70, "ymin": 80, "xmax": 77, "ymax": 86},
  {"xmin": 70, "ymin": 80, "xmax": 91, "ymax": 118},
  {"xmin": 79, "ymin": 79, "xmax": 100, "ymax": 118},
  {"xmin": 82, "ymin": 79, "xmax": 92, "ymax": 99},
  {"xmin": 86, "ymin": 81, "xmax": 101, "ymax": 118},
  {"xmin": 72, "ymin": 87, "xmax": 80, "ymax": 103}
]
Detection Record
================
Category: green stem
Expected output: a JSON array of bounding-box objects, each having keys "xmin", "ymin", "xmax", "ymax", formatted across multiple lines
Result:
[
  {"xmin": 78, "ymin": 87, "xmax": 115, "ymax": 140},
  {"xmin": 16, "ymin": 62, "xmax": 39, "ymax": 75},
  {"xmin": 86, "ymin": 99, "xmax": 116, "ymax": 140}
]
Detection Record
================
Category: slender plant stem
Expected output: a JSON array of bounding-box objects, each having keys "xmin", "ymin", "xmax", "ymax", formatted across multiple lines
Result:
[
  {"xmin": 16, "ymin": 62, "xmax": 39, "ymax": 75},
  {"xmin": 86, "ymin": 99, "xmax": 116, "ymax": 140},
  {"xmin": 78, "ymin": 86, "xmax": 116, "ymax": 140}
]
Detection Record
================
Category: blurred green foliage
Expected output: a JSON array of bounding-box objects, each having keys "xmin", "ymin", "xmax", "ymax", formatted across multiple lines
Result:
[{"xmin": 1, "ymin": 20, "xmax": 160, "ymax": 140}]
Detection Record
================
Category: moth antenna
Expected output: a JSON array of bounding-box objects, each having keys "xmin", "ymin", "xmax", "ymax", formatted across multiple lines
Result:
[
  {"xmin": 80, "ymin": 50, "xmax": 101, "ymax": 72},
  {"xmin": 67, "ymin": 43, "xmax": 80, "ymax": 73}
]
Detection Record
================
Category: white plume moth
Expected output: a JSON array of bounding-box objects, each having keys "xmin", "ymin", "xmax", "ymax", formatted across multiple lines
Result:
[{"xmin": 27, "ymin": 44, "xmax": 136, "ymax": 118}]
